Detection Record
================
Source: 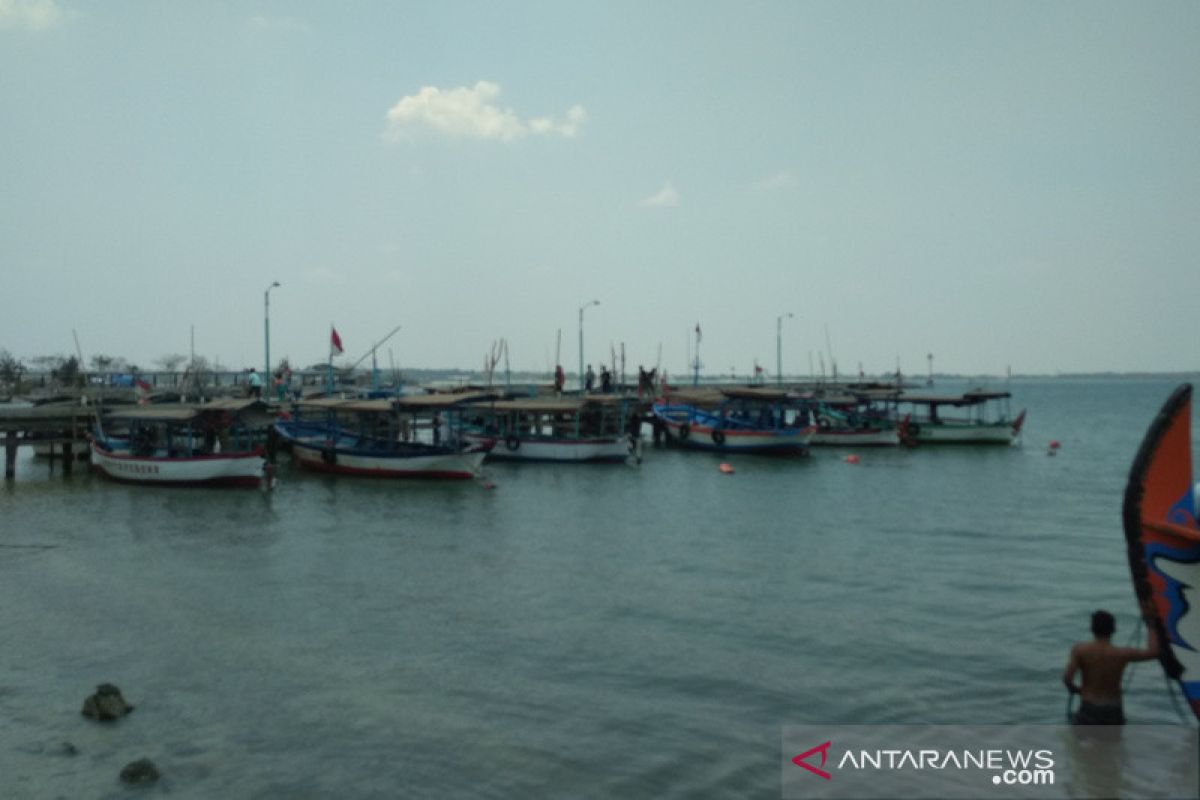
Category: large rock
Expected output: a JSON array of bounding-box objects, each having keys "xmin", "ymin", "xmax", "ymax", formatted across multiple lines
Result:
[
  {"xmin": 119, "ymin": 758, "xmax": 160, "ymax": 785},
  {"xmin": 81, "ymin": 683, "xmax": 134, "ymax": 721}
]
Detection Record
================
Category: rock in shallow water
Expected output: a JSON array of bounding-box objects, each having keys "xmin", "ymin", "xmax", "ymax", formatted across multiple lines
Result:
[
  {"xmin": 119, "ymin": 758, "xmax": 160, "ymax": 785},
  {"xmin": 81, "ymin": 683, "xmax": 135, "ymax": 721}
]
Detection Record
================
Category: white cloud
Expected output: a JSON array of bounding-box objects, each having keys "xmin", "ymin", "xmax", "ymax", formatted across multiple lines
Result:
[
  {"xmin": 756, "ymin": 170, "xmax": 794, "ymax": 190},
  {"xmin": 384, "ymin": 81, "xmax": 585, "ymax": 142},
  {"xmin": 0, "ymin": 0, "xmax": 63, "ymax": 31},
  {"xmin": 529, "ymin": 104, "xmax": 587, "ymax": 138},
  {"xmin": 639, "ymin": 181, "xmax": 679, "ymax": 208}
]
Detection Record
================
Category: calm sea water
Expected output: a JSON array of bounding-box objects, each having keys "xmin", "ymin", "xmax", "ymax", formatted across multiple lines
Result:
[{"xmin": 1, "ymin": 378, "xmax": 1197, "ymax": 798}]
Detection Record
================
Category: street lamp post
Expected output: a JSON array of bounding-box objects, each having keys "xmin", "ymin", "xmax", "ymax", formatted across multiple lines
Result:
[
  {"xmin": 776, "ymin": 312, "xmax": 793, "ymax": 386},
  {"xmin": 264, "ymin": 281, "xmax": 280, "ymax": 386},
  {"xmin": 578, "ymin": 299, "xmax": 599, "ymax": 392}
]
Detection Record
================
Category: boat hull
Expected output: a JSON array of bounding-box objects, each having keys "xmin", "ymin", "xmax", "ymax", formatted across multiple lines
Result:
[
  {"xmin": 290, "ymin": 441, "xmax": 485, "ymax": 480},
  {"xmin": 464, "ymin": 434, "xmax": 633, "ymax": 463},
  {"xmin": 658, "ymin": 418, "xmax": 813, "ymax": 454},
  {"xmin": 909, "ymin": 423, "xmax": 1020, "ymax": 445},
  {"xmin": 90, "ymin": 443, "xmax": 265, "ymax": 488},
  {"xmin": 811, "ymin": 427, "xmax": 901, "ymax": 447}
]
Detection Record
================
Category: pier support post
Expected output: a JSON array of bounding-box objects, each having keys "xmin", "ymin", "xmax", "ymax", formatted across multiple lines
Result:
[
  {"xmin": 63, "ymin": 441, "xmax": 74, "ymax": 475},
  {"xmin": 4, "ymin": 431, "xmax": 16, "ymax": 479}
]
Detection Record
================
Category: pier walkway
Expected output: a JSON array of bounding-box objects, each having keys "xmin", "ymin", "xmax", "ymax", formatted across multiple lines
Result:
[{"xmin": 0, "ymin": 403, "xmax": 98, "ymax": 478}]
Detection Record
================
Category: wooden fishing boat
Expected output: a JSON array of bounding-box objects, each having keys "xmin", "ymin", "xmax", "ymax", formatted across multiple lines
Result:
[
  {"xmin": 806, "ymin": 391, "xmax": 907, "ymax": 447},
  {"xmin": 652, "ymin": 387, "xmax": 816, "ymax": 454},
  {"xmin": 275, "ymin": 393, "xmax": 490, "ymax": 480},
  {"xmin": 892, "ymin": 389, "xmax": 1025, "ymax": 445},
  {"xmin": 89, "ymin": 399, "xmax": 272, "ymax": 488},
  {"xmin": 460, "ymin": 395, "xmax": 641, "ymax": 463}
]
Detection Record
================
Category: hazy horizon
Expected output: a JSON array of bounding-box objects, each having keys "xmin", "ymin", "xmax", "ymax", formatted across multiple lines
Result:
[{"xmin": 3, "ymin": 2, "xmax": 1197, "ymax": 377}]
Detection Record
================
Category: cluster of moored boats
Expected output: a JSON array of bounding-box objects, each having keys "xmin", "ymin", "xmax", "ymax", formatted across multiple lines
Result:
[{"xmin": 82, "ymin": 383, "xmax": 1026, "ymax": 489}]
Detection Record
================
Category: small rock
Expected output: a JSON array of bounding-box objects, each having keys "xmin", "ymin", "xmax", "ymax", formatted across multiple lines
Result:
[
  {"xmin": 119, "ymin": 758, "xmax": 160, "ymax": 785},
  {"xmin": 81, "ymin": 683, "xmax": 134, "ymax": 721}
]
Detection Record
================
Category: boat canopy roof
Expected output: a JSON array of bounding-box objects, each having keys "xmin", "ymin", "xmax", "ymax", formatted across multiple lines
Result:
[
  {"xmin": 296, "ymin": 398, "xmax": 392, "ymax": 413},
  {"xmin": 661, "ymin": 388, "xmax": 726, "ymax": 407},
  {"xmin": 665, "ymin": 386, "xmax": 809, "ymax": 405},
  {"xmin": 720, "ymin": 387, "xmax": 795, "ymax": 402},
  {"xmin": 105, "ymin": 399, "xmax": 270, "ymax": 423},
  {"xmin": 296, "ymin": 391, "xmax": 496, "ymax": 414},
  {"xmin": 395, "ymin": 391, "xmax": 496, "ymax": 410},
  {"xmin": 895, "ymin": 389, "xmax": 1011, "ymax": 406},
  {"xmin": 467, "ymin": 395, "xmax": 628, "ymax": 414}
]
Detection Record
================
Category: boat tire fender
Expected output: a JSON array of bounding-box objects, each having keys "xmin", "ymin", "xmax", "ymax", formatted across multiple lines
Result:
[
  {"xmin": 711, "ymin": 429, "xmax": 726, "ymax": 446},
  {"xmin": 321, "ymin": 447, "xmax": 337, "ymax": 466},
  {"xmin": 818, "ymin": 416, "xmax": 832, "ymax": 430},
  {"xmin": 505, "ymin": 435, "xmax": 521, "ymax": 451},
  {"xmin": 678, "ymin": 423, "xmax": 691, "ymax": 441}
]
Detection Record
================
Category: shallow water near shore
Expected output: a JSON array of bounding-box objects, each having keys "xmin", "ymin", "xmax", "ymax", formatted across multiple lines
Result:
[{"xmin": 1, "ymin": 377, "xmax": 1196, "ymax": 798}]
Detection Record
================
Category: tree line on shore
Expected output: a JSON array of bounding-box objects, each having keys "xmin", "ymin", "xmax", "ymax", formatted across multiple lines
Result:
[{"xmin": 0, "ymin": 350, "xmax": 232, "ymax": 395}]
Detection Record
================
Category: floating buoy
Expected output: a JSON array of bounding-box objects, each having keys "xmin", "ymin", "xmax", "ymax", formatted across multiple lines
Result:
[
  {"xmin": 1047, "ymin": 440, "xmax": 1061, "ymax": 457},
  {"xmin": 845, "ymin": 454, "xmax": 860, "ymax": 464},
  {"xmin": 719, "ymin": 463, "xmax": 735, "ymax": 474}
]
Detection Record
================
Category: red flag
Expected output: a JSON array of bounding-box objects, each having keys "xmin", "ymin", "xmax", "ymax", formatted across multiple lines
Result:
[{"xmin": 330, "ymin": 326, "xmax": 344, "ymax": 357}]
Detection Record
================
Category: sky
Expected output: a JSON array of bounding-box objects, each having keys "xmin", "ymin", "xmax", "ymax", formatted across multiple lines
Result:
[{"xmin": 2, "ymin": 1, "xmax": 1197, "ymax": 379}]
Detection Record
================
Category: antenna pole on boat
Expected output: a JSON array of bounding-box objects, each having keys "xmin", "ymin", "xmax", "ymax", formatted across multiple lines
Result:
[
  {"xmin": 264, "ymin": 281, "xmax": 281, "ymax": 388},
  {"xmin": 347, "ymin": 325, "xmax": 402, "ymax": 372},
  {"xmin": 692, "ymin": 323, "xmax": 702, "ymax": 387},
  {"xmin": 503, "ymin": 338, "xmax": 511, "ymax": 389},
  {"xmin": 620, "ymin": 342, "xmax": 625, "ymax": 390},
  {"xmin": 72, "ymin": 328, "xmax": 96, "ymax": 415},
  {"xmin": 776, "ymin": 312, "xmax": 794, "ymax": 387},
  {"xmin": 327, "ymin": 322, "xmax": 335, "ymax": 395},
  {"xmin": 824, "ymin": 324, "xmax": 837, "ymax": 384},
  {"xmin": 578, "ymin": 300, "xmax": 599, "ymax": 392}
]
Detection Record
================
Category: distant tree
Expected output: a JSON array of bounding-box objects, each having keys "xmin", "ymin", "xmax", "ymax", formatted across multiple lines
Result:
[
  {"xmin": 156, "ymin": 354, "xmax": 188, "ymax": 373},
  {"xmin": 0, "ymin": 349, "xmax": 25, "ymax": 390},
  {"xmin": 90, "ymin": 354, "xmax": 114, "ymax": 373},
  {"xmin": 181, "ymin": 355, "xmax": 213, "ymax": 397},
  {"xmin": 52, "ymin": 356, "xmax": 82, "ymax": 387},
  {"xmin": 29, "ymin": 355, "xmax": 61, "ymax": 372}
]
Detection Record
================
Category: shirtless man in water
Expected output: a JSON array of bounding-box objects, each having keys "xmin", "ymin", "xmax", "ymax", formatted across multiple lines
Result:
[{"xmin": 1062, "ymin": 603, "xmax": 1160, "ymax": 724}]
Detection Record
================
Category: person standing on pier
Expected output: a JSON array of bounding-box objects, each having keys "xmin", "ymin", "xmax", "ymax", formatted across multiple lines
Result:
[{"xmin": 247, "ymin": 368, "xmax": 263, "ymax": 399}]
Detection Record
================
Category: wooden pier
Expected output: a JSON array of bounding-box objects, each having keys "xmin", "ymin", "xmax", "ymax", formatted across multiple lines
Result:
[{"xmin": 0, "ymin": 403, "xmax": 98, "ymax": 478}]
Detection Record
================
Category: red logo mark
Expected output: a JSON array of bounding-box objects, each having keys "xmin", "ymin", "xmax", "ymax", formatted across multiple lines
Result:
[{"xmin": 792, "ymin": 741, "xmax": 832, "ymax": 780}]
